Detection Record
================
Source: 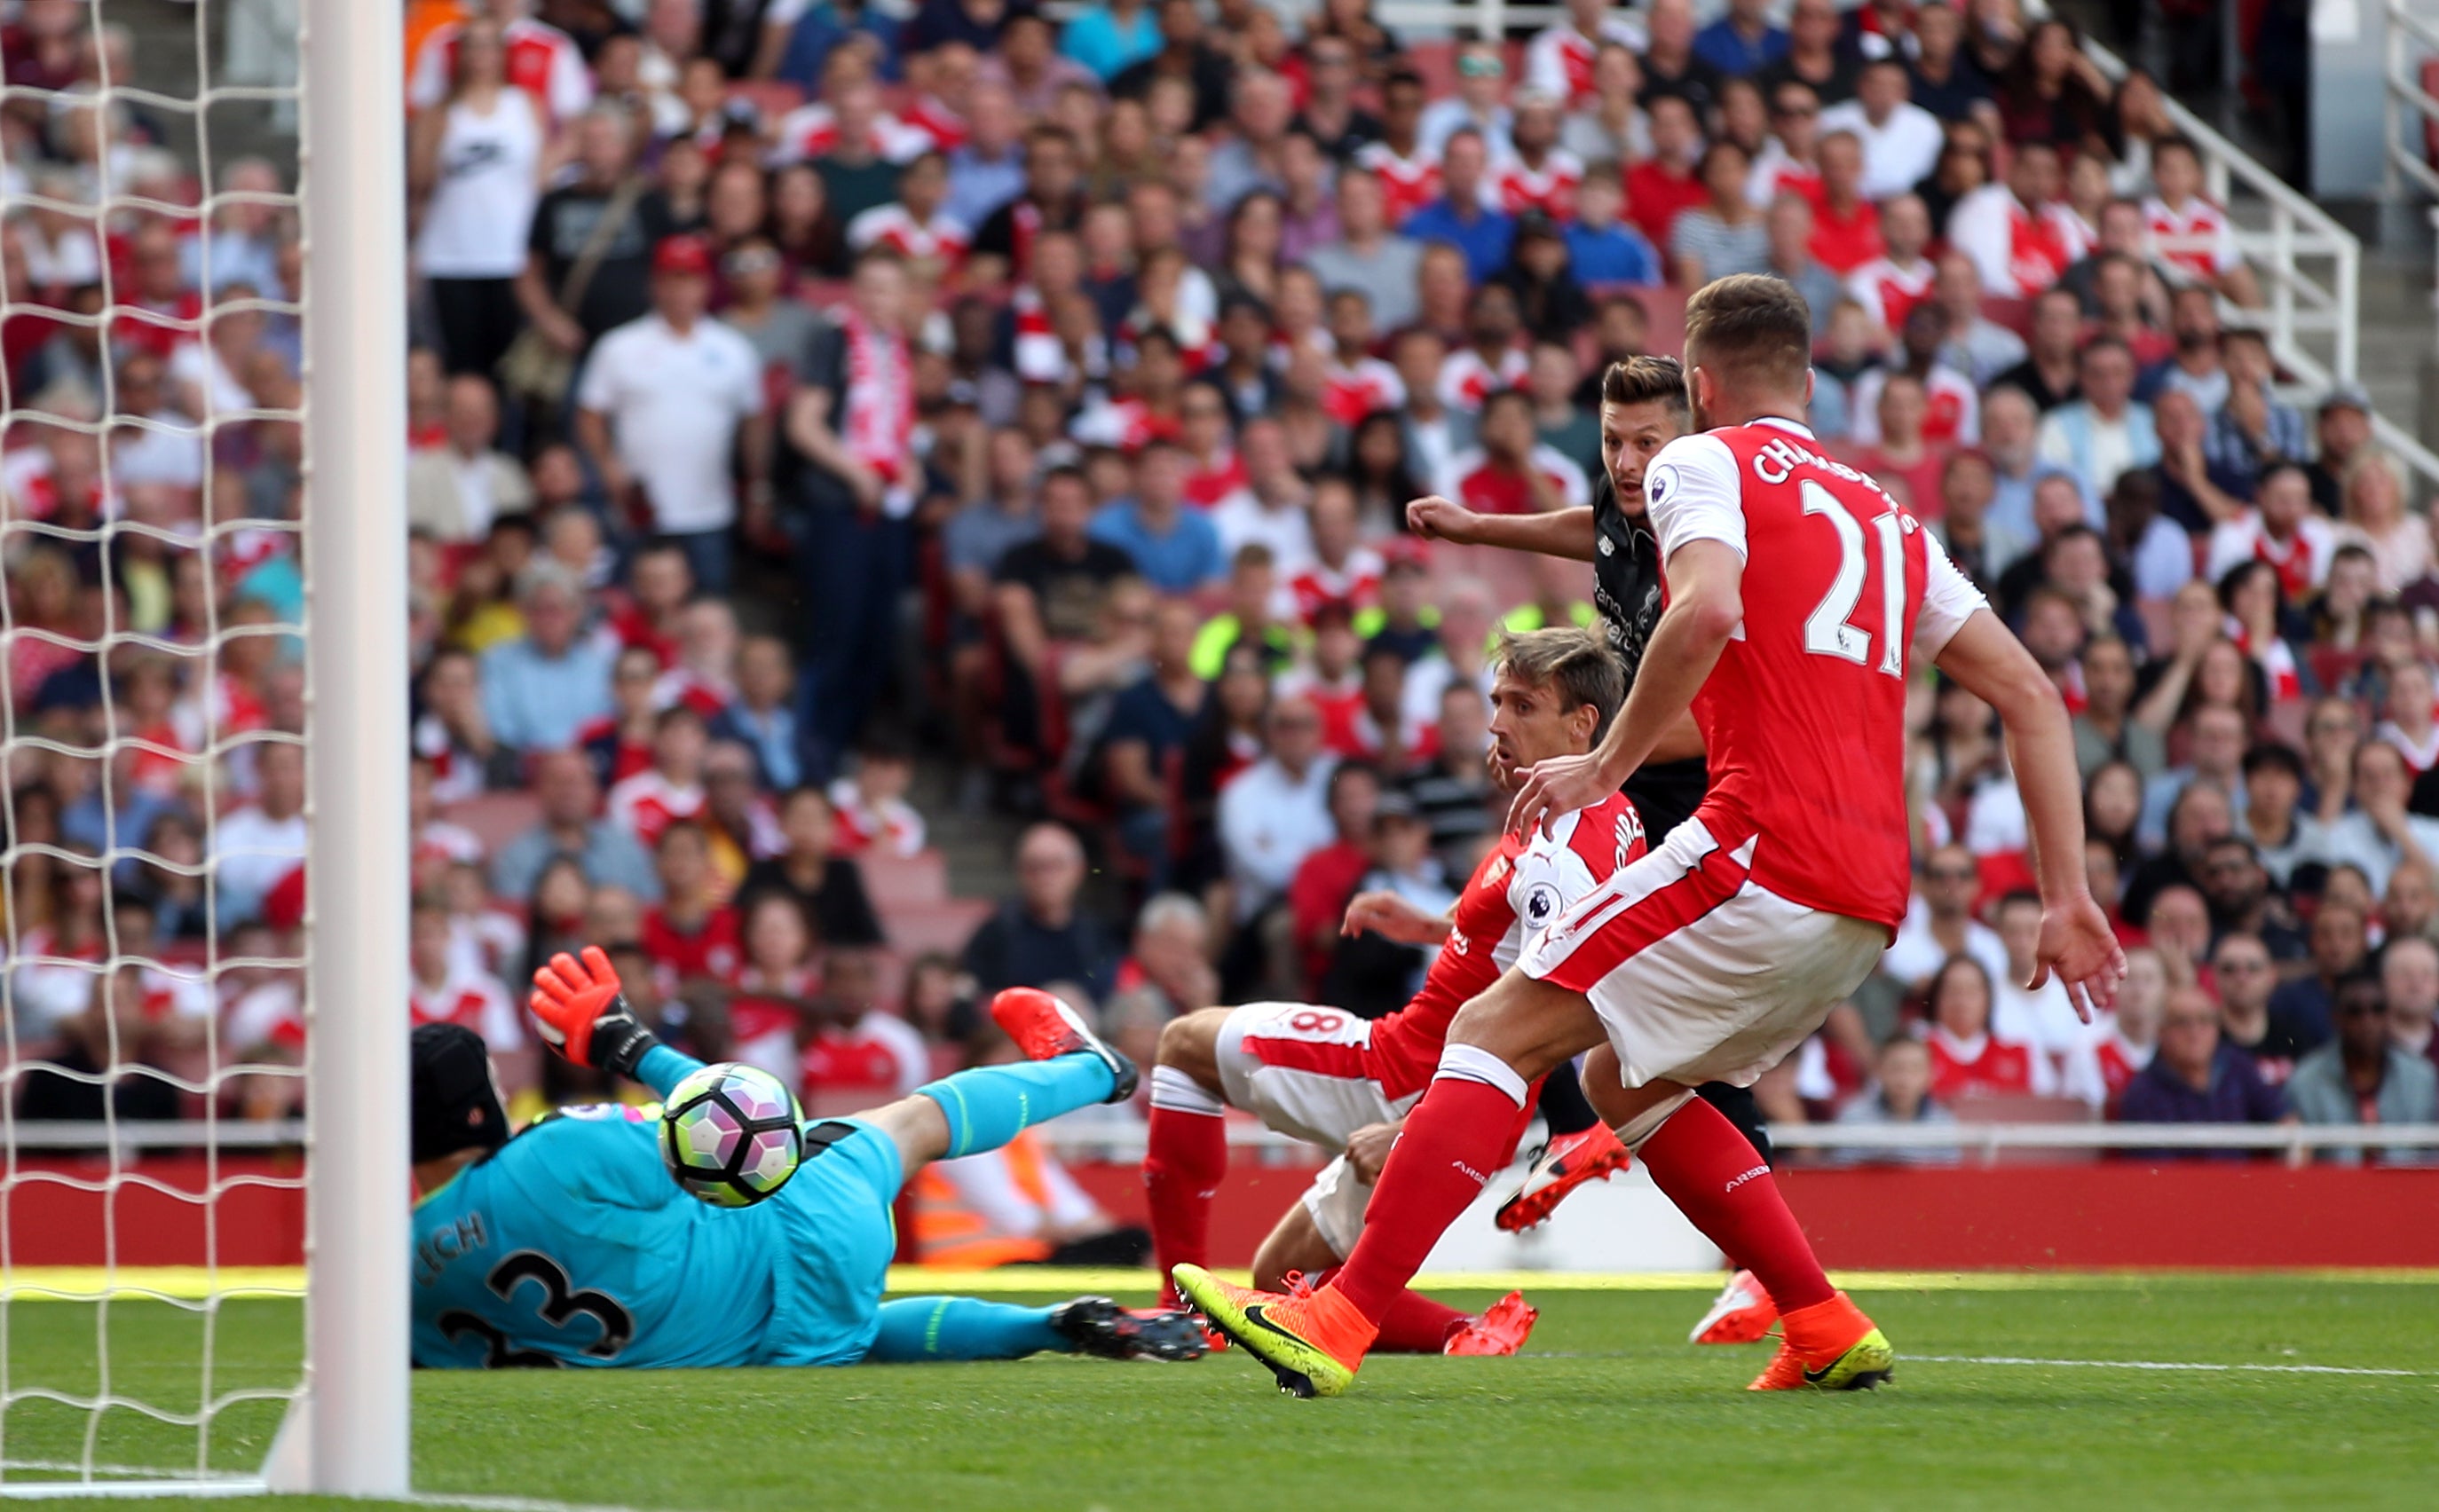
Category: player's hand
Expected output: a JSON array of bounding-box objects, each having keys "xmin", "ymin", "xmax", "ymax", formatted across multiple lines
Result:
[
  {"xmin": 1345, "ymin": 1121, "xmax": 1403, "ymax": 1185},
  {"xmin": 2025, "ymin": 895, "xmax": 2127, "ymax": 1025},
  {"xmin": 1405, "ymin": 494, "xmax": 1476, "ymax": 544},
  {"xmin": 528, "ymin": 945, "xmax": 659, "ymax": 1078},
  {"xmin": 1341, "ymin": 890, "xmax": 1452, "ymax": 945},
  {"xmin": 1507, "ymin": 749, "xmax": 1622, "ymax": 839}
]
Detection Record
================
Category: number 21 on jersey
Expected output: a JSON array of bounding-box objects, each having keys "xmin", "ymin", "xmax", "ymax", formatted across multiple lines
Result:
[{"xmin": 1799, "ymin": 478, "xmax": 1915, "ymax": 679}]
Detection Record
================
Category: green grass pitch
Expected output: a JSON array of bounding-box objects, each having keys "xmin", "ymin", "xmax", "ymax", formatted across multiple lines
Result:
[{"xmin": 4, "ymin": 1276, "xmax": 2434, "ymax": 1511}]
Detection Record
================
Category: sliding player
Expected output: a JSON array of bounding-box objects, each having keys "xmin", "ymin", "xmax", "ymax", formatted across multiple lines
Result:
[
  {"xmin": 1411, "ymin": 353, "xmax": 1780, "ymax": 1344},
  {"xmin": 1180, "ymin": 275, "xmax": 2123, "ymax": 1397},
  {"xmin": 411, "ymin": 949, "xmax": 1204, "ymax": 1368},
  {"xmin": 1142, "ymin": 627, "xmax": 1642, "ymax": 1356}
]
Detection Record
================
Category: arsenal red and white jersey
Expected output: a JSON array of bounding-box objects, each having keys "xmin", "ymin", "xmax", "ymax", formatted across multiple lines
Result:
[
  {"xmin": 2143, "ymin": 193, "xmax": 2240, "ymax": 280},
  {"xmin": 605, "ymin": 768, "xmax": 705, "ymax": 848},
  {"xmin": 1367, "ymin": 790, "xmax": 1646, "ymax": 1097},
  {"xmin": 409, "ymin": 967, "xmax": 525, "ymax": 1050},
  {"xmin": 1440, "ymin": 444, "xmax": 1591, "ymax": 516},
  {"xmin": 772, "ymin": 103, "xmax": 935, "ymax": 167},
  {"xmin": 409, "ymin": 18, "xmax": 593, "ymax": 123},
  {"xmin": 2091, "ymin": 1022, "xmax": 2155, "ymax": 1106},
  {"xmin": 898, "ymin": 96, "xmax": 968, "ymax": 154},
  {"xmin": 845, "ymin": 203, "xmax": 971, "ymax": 265},
  {"xmin": 1641, "ymin": 419, "xmax": 1986, "ymax": 932},
  {"xmin": 1436, "ymin": 345, "xmax": 1530, "ymax": 413},
  {"xmin": 1844, "ymin": 364, "xmax": 1980, "ymax": 446},
  {"xmin": 1289, "ymin": 547, "xmax": 1385, "ymax": 620},
  {"xmin": 1183, "ymin": 446, "xmax": 1248, "ymax": 508},
  {"xmin": 1356, "ymin": 140, "xmax": 1443, "ymax": 227},
  {"xmin": 1844, "ymin": 255, "xmax": 1936, "ymax": 336},
  {"xmin": 801, "ymin": 1010, "xmax": 930, "ymax": 1100},
  {"xmin": 1926, "ymin": 1027, "xmax": 2039, "ymax": 1099},
  {"xmin": 1524, "ymin": 19, "xmax": 1645, "ymax": 105},
  {"xmin": 1493, "ymin": 149, "xmax": 1585, "ymax": 220},
  {"xmin": 1321, "ymin": 357, "xmax": 1405, "ymax": 428}
]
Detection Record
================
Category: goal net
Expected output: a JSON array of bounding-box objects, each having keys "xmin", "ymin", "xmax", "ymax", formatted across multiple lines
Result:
[{"xmin": 0, "ymin": 0, "xmax": 405, "ymax": 1496}]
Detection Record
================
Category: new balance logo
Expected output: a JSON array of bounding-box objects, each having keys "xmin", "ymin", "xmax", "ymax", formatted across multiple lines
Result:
[{"xmin": 1722, "ymin": 1164, "xmax": 1769, "ymax": 1195}]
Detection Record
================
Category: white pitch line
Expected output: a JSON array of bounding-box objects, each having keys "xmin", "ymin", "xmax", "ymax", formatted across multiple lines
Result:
[{"xmin": 1913, "ymin": 1354, "xmax": 2432, "ymax": 1378}]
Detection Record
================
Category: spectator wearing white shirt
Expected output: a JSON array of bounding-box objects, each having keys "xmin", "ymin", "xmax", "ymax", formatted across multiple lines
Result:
[
  {"xmin": 104, "ymin": 351, "xmax": 204, "ymax": 500},
  {"xmin": 1418, "ymin": 41, "xmax": 1515, "ymax": 159},
  {"xmin": 407, "ymin": 894, "xmax": 534, "ymax": 1099},
  {"xmin": 1882, "ymin": 844, "xmax": 2011, "ymax": 994},
  {"xmin": 1816, "ymin": 59, "xmax": 1943, "ymax": 201},
  {"xmin": 2204, "ymin": 462, "xmax": 2340, "ymax": 597},
  {"xmin": 406, "ymin": 374, "xmax": 533, "ymax": 544},
  {"xmin": 210, "ymin": 742, "xmax": 308, "ymax": 928},
  {"xmin": 1217, "ymin": 697, "xmax": 1338, "ymax": 924},
  {"xmin": 1990, "ymin": 891, "xmax": 2110, "ymax": 1107},
  {"xmin": 575, "ymin": 233, "xmax": 770, "ymax": 595}
]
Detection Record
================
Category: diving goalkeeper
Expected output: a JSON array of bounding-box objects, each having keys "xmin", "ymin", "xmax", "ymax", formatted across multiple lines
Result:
[{"xmin": 410, "ymin": 947, "xmax": 1202, "ymax": 1368}]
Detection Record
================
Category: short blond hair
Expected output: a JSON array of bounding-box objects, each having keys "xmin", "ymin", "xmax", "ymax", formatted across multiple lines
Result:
[
  {"xmin": 1684, "ymin": 273, "xmax": 1813, "ymax": 395},
  {"xmin": 1495, "ymin": 627, "xmax": 1626, "ymax": 742}
]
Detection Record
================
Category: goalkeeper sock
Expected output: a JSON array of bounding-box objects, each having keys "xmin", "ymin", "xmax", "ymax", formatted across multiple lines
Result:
[
  {"xmin": 1144, "ymin": 1068, "xmax": 1227, "ymax": 1308},
  {"xmin": 918, "ymin": 1054, "xmax": 1115, "ymax": 1159},
  {"xmin": 864, "ymin": 1297, "xmax": 1062, "ymax": 1362}
]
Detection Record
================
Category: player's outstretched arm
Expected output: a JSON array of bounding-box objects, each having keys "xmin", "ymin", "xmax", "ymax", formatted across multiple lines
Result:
[
  {"xmin": 1510, "ymin": 538, "xmax": 1741, "ymax": 836},
  {"xmin": 526, "ymin": 946, "xmax": 700, "ymax": 1095},
  {"xmin": 1931, "ymin": 610, "xmax": 2127, "ymax": 1020},
  {"xmin": 1341, "ymin": 890, "xmax": 1455, "ymax": 945},
  {"xmin": 1408, "ymin": 496, "xmax": 1598, "ymax": 562}
]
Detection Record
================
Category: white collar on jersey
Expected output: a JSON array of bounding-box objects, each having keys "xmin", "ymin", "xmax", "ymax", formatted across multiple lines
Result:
[{"xmin": 1748, "ymin": 414, "xmax": 1817, "ymax": 439}]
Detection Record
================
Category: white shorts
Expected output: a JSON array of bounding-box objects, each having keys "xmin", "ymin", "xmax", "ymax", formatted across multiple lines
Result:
[
  {"xmin": 1520, "ymin": 817, "xmax": 1888, "ymax": 1091},
  {"xmin": 1214, "ymin": 1001, "xmax": 1418, "ymax": 1261}
]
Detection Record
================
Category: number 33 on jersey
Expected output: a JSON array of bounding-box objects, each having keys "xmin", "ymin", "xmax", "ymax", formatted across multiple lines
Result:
[{"xmin": 1640, "ymin": 419, "xmax": 1989, "ymax": 933}]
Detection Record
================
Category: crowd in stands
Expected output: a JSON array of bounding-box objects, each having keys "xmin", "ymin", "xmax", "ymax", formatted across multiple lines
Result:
[{"xmin": 4, "ymin": 0, "xmax": 2436, "ymax": 1191}]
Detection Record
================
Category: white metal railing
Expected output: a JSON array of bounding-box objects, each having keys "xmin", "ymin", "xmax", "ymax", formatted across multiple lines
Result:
[
  {"xmin": 2385, "ymin": 0, "xmax": 2439, "ymax": 201},
  {"xmin": 1038, "ymin": 1121, "xmax": 2439, "ymax": 1165}
]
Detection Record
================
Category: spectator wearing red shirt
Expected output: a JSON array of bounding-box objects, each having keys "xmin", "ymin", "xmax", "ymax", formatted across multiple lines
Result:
[
  {"xmin": 640, "ymin": 820, "xmax": 742, "ymax": 990},
  {"xmin": 1805, "ymin": 129, "xmax": 1882, "ymax": 275},
  {"xmin": 1284, "ymin": 762, "xmax": 1382, "ymax": 995},
  {"xmin": 800, "ymin": 947, "xmax": 930, "ymax": 1108},
  {"xmin": 1923, "ymin": 955, "xmax": 2046, "ymax": 1099},
  {"xmin": 606, "ymin": 704, "xmax": 710, "ymax": 850},
  {"xmin": 580, "ymin": 645, "xmax": 668, "ymax": 791},
  {"xmin": 1622, "ymin": 95, "xmax": 1708, "ymax": 251},
  {"xmin": 1845, "ymin": 371, "xmax": 1951, "ymax": 514},
  {"xmin": 1278, "ymin": 604, "xmax": 1370, "ymax": 757}
]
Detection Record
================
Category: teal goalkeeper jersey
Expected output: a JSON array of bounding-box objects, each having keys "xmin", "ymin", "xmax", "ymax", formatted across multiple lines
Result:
[
  {"xmin": 410, "ymin": 1048, "xmax": 907, "ymax": 1368},
  {"xmin": 410, "ymin": 1101, "xmax": 783, "ymax": 1368}
]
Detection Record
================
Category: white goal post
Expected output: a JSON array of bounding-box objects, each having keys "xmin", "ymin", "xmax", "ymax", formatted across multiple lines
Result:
[
  {"xmin": 280, "ymin": 0, "xmax": 411, "ymax": 1497},
  {"xmin": 0, "ymin": 0, "xmax": 407, "ymax": 1498}
]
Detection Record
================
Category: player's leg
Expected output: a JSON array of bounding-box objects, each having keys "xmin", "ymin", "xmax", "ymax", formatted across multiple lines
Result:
[
  {"xmin": 1252, "ymin": 1163, "xmax": 1511, "ymax": 1356},
  {"xmin": 1578, "ymin": 1047, "xmax": 1779, "ymax": 1344},
  {"xmin": 864, "ymin": 1295, "xmax": 1204, "ymax": 1363},
  {"xmin": 1145, "ymin": 1008, "xmax": 1235, "ymax": 1306},
  {"xmin": 1176, "ymin": 969, "xmax": 1602, "ymax": 1395},
  {"xmin": 859, "ymin": 988, "xmax": 1135, "ymax": 1181},
  {"xmin": 1569, "ymin": 894, "xmax": 1894, "ymax": 1390}
]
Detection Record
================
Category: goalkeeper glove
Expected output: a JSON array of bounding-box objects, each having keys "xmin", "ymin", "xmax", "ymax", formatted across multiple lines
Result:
[{"xmin": 527, "ymin": 945, "xmax": 659, "ymax": 1079}]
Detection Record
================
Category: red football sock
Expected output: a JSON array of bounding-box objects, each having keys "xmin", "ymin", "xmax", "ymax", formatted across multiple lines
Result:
[
  {"xmin": 1638, "ymin": 1095, "xmax": 1833, "ymax": 1313},
  {"xmin": 1375, "ymin": 1289, "xmax": 1471, "ymax": 1352},
  {"xmin": 1293, "ymin": 1265, "xmax": 1461, "ymax": 1351},
  {"xmin": 1143, "ymin": 1091, "xmax": 1227, "ymax": 1308},
  {"xmin": 1327, "ymin": 1060, "xmax": 1526, "ymax": 1324}
]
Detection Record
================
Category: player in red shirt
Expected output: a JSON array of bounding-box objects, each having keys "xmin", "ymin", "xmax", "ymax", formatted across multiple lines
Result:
[
  {"xmin": 1180, "ymin": 275, "xmax": 2125, "ymax": 1398},
  {"xmin": 1142, "ymin": 628, "xmax": 1643, "ymax": 1358}
]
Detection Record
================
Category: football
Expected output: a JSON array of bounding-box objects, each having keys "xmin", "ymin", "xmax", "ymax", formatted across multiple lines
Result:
[{"xmin": 659, "ymin": 1063, "xmax": 806, "ymax": 1209}]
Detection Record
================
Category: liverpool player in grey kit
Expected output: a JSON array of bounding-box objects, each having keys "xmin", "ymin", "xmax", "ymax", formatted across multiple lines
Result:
[{"xmin": 1408, "ymin": 354, "xmax": 1786, "ymax": 1346}]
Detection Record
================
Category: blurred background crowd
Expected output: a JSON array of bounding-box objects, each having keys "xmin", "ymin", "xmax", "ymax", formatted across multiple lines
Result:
[{"xmin": 2, "ymin": 0, "xmax": 2431, "ymax": 1251}]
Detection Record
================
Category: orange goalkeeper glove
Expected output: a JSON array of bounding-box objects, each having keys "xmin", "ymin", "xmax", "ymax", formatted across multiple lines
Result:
[{"xmin": 527, "ymin": 945, "xmax": 659, "ymax": 1078}]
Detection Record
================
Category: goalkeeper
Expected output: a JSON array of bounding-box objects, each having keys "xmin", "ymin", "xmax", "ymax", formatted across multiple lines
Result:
[{"xmin": 411, "ymin": 947, "xmax": 1201, "ymax": 1369}]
